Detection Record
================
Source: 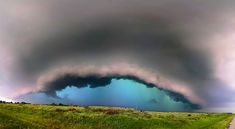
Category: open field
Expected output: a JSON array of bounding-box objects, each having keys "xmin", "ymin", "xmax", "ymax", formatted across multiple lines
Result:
[{"xmin": 0, "ymin": 104, "xmax": 233, "ymax": 129}]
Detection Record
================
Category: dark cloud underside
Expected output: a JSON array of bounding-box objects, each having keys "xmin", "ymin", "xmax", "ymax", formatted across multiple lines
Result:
[{"xmin": 18, "ymin": 16, "xmax": 211, "ymax": 84}]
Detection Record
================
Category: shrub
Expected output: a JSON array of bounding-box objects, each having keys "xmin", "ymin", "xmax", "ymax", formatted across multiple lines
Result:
[
  {"xmin": 68, "ymin": 108, "xmax": 76, "ymax": 111},
  {"xmin": 106, "ymin": 109, "xmax": 120, "ymax": 115},
  {"xmin": 58, "ymin": 103, "xmax": 64, "ymax": 106}
]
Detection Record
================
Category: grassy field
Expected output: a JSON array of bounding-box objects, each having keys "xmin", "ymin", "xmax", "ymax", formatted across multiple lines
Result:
[{"xmin": 0, "ymin": 104, "xmax": 233, "ymax": 129}]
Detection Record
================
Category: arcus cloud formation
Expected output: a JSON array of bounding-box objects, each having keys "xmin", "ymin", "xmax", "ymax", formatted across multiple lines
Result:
[{"xmin": 36, "ymin": 63, "xmax": 205, "ymax": 106}]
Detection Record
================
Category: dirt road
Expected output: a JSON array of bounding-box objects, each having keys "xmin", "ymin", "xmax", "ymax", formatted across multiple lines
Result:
[{"xmin": 229, "ymin": 117, "xmax": 235, "ymax": 129}]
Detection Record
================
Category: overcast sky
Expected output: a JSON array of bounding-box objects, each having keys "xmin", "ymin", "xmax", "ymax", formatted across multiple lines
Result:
[{"xmin": 0, "ymin": 0, "xmax": 235, "ymax": 112}]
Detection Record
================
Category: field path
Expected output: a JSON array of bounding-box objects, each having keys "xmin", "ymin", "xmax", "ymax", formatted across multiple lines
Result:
[{"xmin": 229, "ymin": 117, "xmax": 235, "ymax": 129}]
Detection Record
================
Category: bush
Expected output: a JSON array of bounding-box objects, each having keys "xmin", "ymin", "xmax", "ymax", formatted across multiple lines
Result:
[
  {"xmin": 55, "ymin": 108, "xmax": 64, "ymax": 112},
  {"xmin": 68, "ymin": 108, "xmax": 76, "ymax": 111},
  {"xmin": 106, "ymin": 109, "xmax": 120, "ymax": 115},
  {"xmin": 58, "ymin": 103, "xmax": 64, "ymax": 106}
]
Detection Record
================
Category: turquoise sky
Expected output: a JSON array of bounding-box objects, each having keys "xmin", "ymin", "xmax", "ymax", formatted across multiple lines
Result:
[{"xmin": 17, "ymin": 79, "xmax": 196, "ymax": 111}]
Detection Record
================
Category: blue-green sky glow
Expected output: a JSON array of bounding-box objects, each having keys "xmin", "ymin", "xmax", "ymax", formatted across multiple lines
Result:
[{"xmin": 19, "ymin": 79, "xmax": 196, "ymax": 111}]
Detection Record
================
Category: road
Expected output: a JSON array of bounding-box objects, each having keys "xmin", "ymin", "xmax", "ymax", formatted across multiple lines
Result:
[{"xmin": 229, "ymin": 117, "xmax": 235, "ymax": 129}]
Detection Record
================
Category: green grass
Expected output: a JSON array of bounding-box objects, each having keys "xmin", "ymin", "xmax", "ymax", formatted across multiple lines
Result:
[{"xmin": 0, "ymin": 104, "xmax": 233, "ymax": 129}]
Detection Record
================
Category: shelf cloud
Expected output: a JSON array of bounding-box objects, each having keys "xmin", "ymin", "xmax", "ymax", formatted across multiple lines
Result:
[{"xmin": 0, "ymin": 0, "xmax": 235, "ymax": 112}]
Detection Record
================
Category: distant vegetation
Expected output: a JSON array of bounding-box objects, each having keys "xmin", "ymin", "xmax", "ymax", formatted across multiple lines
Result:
[
  {"xmin": 0, "ymin": 100, "xmax": 30, "ymax": 104},
  {"xmin": 0, "ymin": 103, "xmax": 233, "ymax": 129}
]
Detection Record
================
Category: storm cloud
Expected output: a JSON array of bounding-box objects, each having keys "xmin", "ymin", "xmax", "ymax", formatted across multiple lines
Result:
[
  {"xmin": 1, "ymin": 0, "xmax": 235, "ymax": 112},
  {"xmin": 35, "ymin": 64, "xmax": 203, "ymax": 106},
  {"xmin": 18, "ymin": 15, "xmax": 212, "ymax": 82}
]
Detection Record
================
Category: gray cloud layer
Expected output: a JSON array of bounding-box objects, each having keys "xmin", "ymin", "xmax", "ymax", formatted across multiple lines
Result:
[
  {"xmin": 18, "ymin": 16, "xmax": 211, "ymax": 83},
  {"xmin": 1, "ymin": 0, "xmax": 235, "ymax": 111}
]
